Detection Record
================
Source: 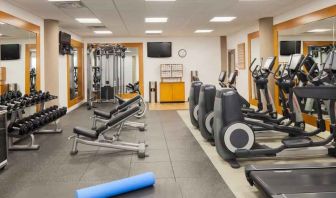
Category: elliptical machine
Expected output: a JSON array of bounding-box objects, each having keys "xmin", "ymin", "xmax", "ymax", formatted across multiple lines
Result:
[
  {"xmin": 214, "ymin": 51, "xmax": 336, "ymax": 168},
  {"xmin": 189, "ymin": 72, "xmax": 226, "ymax": 129},
  {"xmin": 189, "ymin": 81, "xmax": 203, "ymax": 128}
]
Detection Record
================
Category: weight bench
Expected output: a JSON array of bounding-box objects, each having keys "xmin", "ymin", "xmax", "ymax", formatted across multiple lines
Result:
[
  {"xmin": 69, "ymin": 106, "xmax": 147, "ymax": 158},
  {"xmin": 92, "ymin": 95, "xmax": 146, "ymax": 131}
]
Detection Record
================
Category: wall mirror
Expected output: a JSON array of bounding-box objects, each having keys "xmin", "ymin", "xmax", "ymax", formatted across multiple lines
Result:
[
  {"xmin": 248, "ymin": 32, "xmax": 260, "ymax": 106},
  {"xmin": 0, "ymin": 20, "xmax": 38, "ymax": 94},
  {"xmin": 273, "ymin": 6, "xmax": 336, "ymax": 128},
  {"xmin": 67, "ymin": 39, "xmax": 83, "ymax": 107},
  {"xmin": 87, "ymin": 43, "xmax": 143, "ymax": 101},
  {"xmin": 124, "ymin": 47, "xmax": 139, "ymax": 93}
]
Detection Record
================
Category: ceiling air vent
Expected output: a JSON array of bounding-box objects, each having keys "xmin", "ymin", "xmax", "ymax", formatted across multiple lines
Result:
[{"xmin": 52, "ymin": 1, "xmax": 85, "ymax": 9}]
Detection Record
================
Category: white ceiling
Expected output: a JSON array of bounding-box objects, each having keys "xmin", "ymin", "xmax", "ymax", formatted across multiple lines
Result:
[{"xmin": 6, "ymin": 0, "xmax": 317, "ymax": 38}]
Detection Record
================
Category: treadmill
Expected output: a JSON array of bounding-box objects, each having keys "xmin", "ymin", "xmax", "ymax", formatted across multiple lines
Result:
[
  {"xmin": 245, "ymin": 51, "xmax": 336, "ymax": 198},
  {"xmin": 245, "ymin": 163, "xmax": 336, "ymax": 198}
]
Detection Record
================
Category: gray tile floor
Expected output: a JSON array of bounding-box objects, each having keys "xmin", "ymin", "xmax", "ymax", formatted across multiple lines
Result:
[{"xmin": 0, "ymin": 104, "xmax": 235, "ymax": 198}]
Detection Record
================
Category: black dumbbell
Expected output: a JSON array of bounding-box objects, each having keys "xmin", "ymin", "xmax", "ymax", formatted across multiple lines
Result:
[
  {"xmin": 24, "ymin": 116, "xmax": 42, "ymax": 129},
  {"xmin": 8, "ymin": 122, "xmax": 30, "ymax": 136}
]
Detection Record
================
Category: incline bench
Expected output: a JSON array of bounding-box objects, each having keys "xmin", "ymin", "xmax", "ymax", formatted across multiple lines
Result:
[
  {"xmin": 70, "ymin": 106, "xmax": 147, "ymax": 158},
  {"xmin": 92, "ymin": 95, "xmax": 146, "ymax": 131}
]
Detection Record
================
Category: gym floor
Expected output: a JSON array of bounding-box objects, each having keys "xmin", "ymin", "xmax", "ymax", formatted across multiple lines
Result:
[
  {"xmin": 177, "ymin": 110, "xmax": 336, "ymax": 198},
  {"xmin": 0, "ymin": 103, "xmax": 235, "ymax": 198}
]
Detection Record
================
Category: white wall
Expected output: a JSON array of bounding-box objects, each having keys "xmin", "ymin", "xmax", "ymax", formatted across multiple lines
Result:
[
  {"xmin": 84, "ymin": 37, "xmax": 222, "ymax": 102},
  {"xmin": 0, "ymin": 38, "xmax": 35, "ymax": 93},
  {"xmin": 227, "ymin": 25, "xmax": 259, "ymax": 99}
]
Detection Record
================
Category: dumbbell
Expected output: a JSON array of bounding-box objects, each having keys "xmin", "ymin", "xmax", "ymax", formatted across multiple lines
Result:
[
  {"xmin": 23, "ymin": 116, "xmax": 42, "ymax": 129},
  {"xmin": 0, "ymin": 101, "xmax": 19, "ymax": 112},
  {"xmin": 23, "ymin": 94, "xmax": 38, "ymax": 105},
  {"xmin": 10, "ymin": 120, "xmax": 34, "ymax": 135},
  {"xmin": 8, "ymin": 122, "xmax": 30, "ymax": 136},
  {"xmin": 59, "ymin": 107, "xmax": 68, "ymax": 116},
  {"xmin": 39, "ymin": 107, "xmax": 59, "ymax": 122}
]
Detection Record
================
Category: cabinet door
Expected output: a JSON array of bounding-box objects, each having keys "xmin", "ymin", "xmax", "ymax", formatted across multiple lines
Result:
[
  {"xmin": 160, "ymin": 83, "xmax": 173, "ymax": 102},
  {"xmin": 172, "ymin": 83, "xmax": 185, "ymax": 102}
]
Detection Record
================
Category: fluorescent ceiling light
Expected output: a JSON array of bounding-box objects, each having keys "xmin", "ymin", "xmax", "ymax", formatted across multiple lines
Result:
[
  {"xmin": 0, "ymin": 22, "xmax": 4, "ymax": 25},
  {"xmin": 76, "ymin": 18, "xmax": 101, "ymax": 24},
  {"xmin": 145, "ymin": 0, "xmax": 176, "ymax": 1},
  {"xmin": 195, "ymin": 29, "xmax": 213, "ymax": 33},
  {"xmin": 210, "ymin": 17, "xmax": 236, "ymax": 22},
  {"xmin": 94, "ymin": 30, "xmax": 112, "ymax": 34},
  {"xmin": 48, "ymin": 0, "xmax": 80, "ymax": 1},
  {"xmin": 307, "ymin": 29, "xmax": 331, "ymax": 33},
  {"xmin": 145, "ymin": 17, "xmax": 168, "ymax": 23},
  {"xmin": 146, "ymin": 30, "xmax": 162, "ymax": 34}
]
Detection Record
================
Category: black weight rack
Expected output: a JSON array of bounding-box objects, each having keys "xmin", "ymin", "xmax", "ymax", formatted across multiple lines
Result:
[{"xmin": 2, "ymin": 91, "xmax": 66, "ymax": 151}]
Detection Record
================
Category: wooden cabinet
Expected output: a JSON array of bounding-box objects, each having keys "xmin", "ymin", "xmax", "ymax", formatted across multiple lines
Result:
[{"xmin": 160, "ymin": 82, "xmax": 185, "ymax": 103}]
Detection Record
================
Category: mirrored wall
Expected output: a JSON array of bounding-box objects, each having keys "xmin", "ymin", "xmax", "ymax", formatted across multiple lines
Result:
[
  {"xmin": 0, "ymin": 21, "xmax": 37, "ymax": 94},
  {"xmin": 67, "ymin": 40, "xmax": 83, "ymax": 107},
  {"xmin": 276, "ymin": 15, "xmax": 336, "ymax": 123}
]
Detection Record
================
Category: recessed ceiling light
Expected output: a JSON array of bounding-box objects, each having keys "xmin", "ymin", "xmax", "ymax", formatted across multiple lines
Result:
[
  {"xmin": 210, "ymin": 17, "xmax": 236, "ymax": 22},
  {"xmin": 195, "ymin": 29, "xmax": 213, "ymax": 33},
  {"xmin": 145, "ymin": 0, "xmax": 176, "ymax": 1},
  {"xmin": 307, "ymin": 29, "xmax": 331, "ymax": 33},
  {"xmin": 48, "ymin": 0, "xmax": 80, "ymax": 1},
  {"xmin": 94, "ymin": 30, "xmax": 112, "ymax": 34},
  {"xmin": 76, "ymin": 18, "xmax": 101, "ymax": 24},
  {"xmin": 146, "ymin": 30, "xmax": 163, "ymax": 34},
  {"xmin": 145, "ymin": 17, "xmax": 168, "ymax": 23}
]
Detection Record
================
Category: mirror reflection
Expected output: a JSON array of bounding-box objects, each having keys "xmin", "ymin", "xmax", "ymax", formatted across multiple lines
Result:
[
  {"xmin": 125, "ymin": 47, "xmax": 139, "ymax": 93},
  {"xmin": 250, "ymin": 37, "xmax": 260, "ymax": 101},
  {"xmin": 0, "ymin": 21, "xmax": 37, "ymax": 94},
  {"xmin": 69, "ymin": 48, "xmax": 78, "ymax": 100},
  {"xmin": 277, "ymin": 16, "xmax": 336, "ymax": 121}
]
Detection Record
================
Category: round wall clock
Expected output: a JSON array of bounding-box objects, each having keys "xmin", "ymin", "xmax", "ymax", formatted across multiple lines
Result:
[{"xmin": 178, "ymin": 49, "xmax": 187, "ymax": 58}]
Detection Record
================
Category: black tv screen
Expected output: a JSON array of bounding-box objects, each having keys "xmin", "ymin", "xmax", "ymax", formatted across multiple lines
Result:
[
  {"xmin": 280, "ymin": 41, "xmax": 301, "ymax": 56},
  {"xmin": 1, "ymin": 44, "xmax": 20, "ymax": 60},
  {"xmin": 147, "ymin": 42, "xmax": 172, "ymax": 58},
  {"xmin": 59, "ymin": 31, "xmax": 71, "ymax": 45}
]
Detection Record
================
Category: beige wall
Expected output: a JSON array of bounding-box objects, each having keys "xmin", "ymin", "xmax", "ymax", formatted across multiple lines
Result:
[
  {"xmin": 44, "ymin": 20, "xmax": 60, "ymax": 106},
  {"xmin": 259, "ymin": 17, "xmax": 275, "ymax": 97},
  {"xmin": 220, "ymin": 36, "xmax": 228, "ymax": 72}
]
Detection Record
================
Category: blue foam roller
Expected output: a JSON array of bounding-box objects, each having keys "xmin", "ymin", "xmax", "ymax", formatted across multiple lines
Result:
[{"xmin": 76, "ymin": 172, "xmax": 156, "ymax": 198}]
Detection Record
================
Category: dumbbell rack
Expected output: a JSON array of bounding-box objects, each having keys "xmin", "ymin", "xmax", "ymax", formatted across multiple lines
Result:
[{"xmin": 7, "ymin": 98, "xmax": 62, "ymax": 151}]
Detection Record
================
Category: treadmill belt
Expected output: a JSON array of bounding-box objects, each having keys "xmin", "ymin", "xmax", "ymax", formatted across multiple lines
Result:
[{"xmin": 250, "ymin": 168, "xmax": 336, "ymax": 197}]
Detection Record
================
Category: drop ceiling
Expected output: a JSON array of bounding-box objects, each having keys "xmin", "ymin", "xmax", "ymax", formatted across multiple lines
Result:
[{"xmin": 6, "ymin": 0, "xmax": 317, "ymax": 38}]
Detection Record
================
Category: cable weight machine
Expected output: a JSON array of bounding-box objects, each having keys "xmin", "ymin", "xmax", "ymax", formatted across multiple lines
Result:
[{"xmin": 87, "ymin": 44, "xmax": 127, "ymax": 110}]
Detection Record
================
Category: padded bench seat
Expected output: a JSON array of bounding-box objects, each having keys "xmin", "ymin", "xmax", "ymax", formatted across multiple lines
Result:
[
  {"xmin": 74, "ymin": 127, "xmax": 99, "ymax": 139},
  {"xmin": 75, "ymin": 106, "xmax": 140, "ymax": 139},
  {"xmin": 93, "ymin": 95, "xmax": 141, "ymax": 119},
  {"xmin": 94, "ymin": 108, "xmax": 117, "ymax": 119}
]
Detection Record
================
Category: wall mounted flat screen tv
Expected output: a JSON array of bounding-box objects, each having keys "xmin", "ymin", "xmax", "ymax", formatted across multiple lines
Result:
[
  {"xmin": 147, "ymin": 42, "xmax": 172, "ymax": 58},
  {"xmin": 280, "ymin": 41, "xmax": 301, "ymax": 56},
  {"xmin": 1, "ymin": 44, "xmax": 20, "ymax": 60}
]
